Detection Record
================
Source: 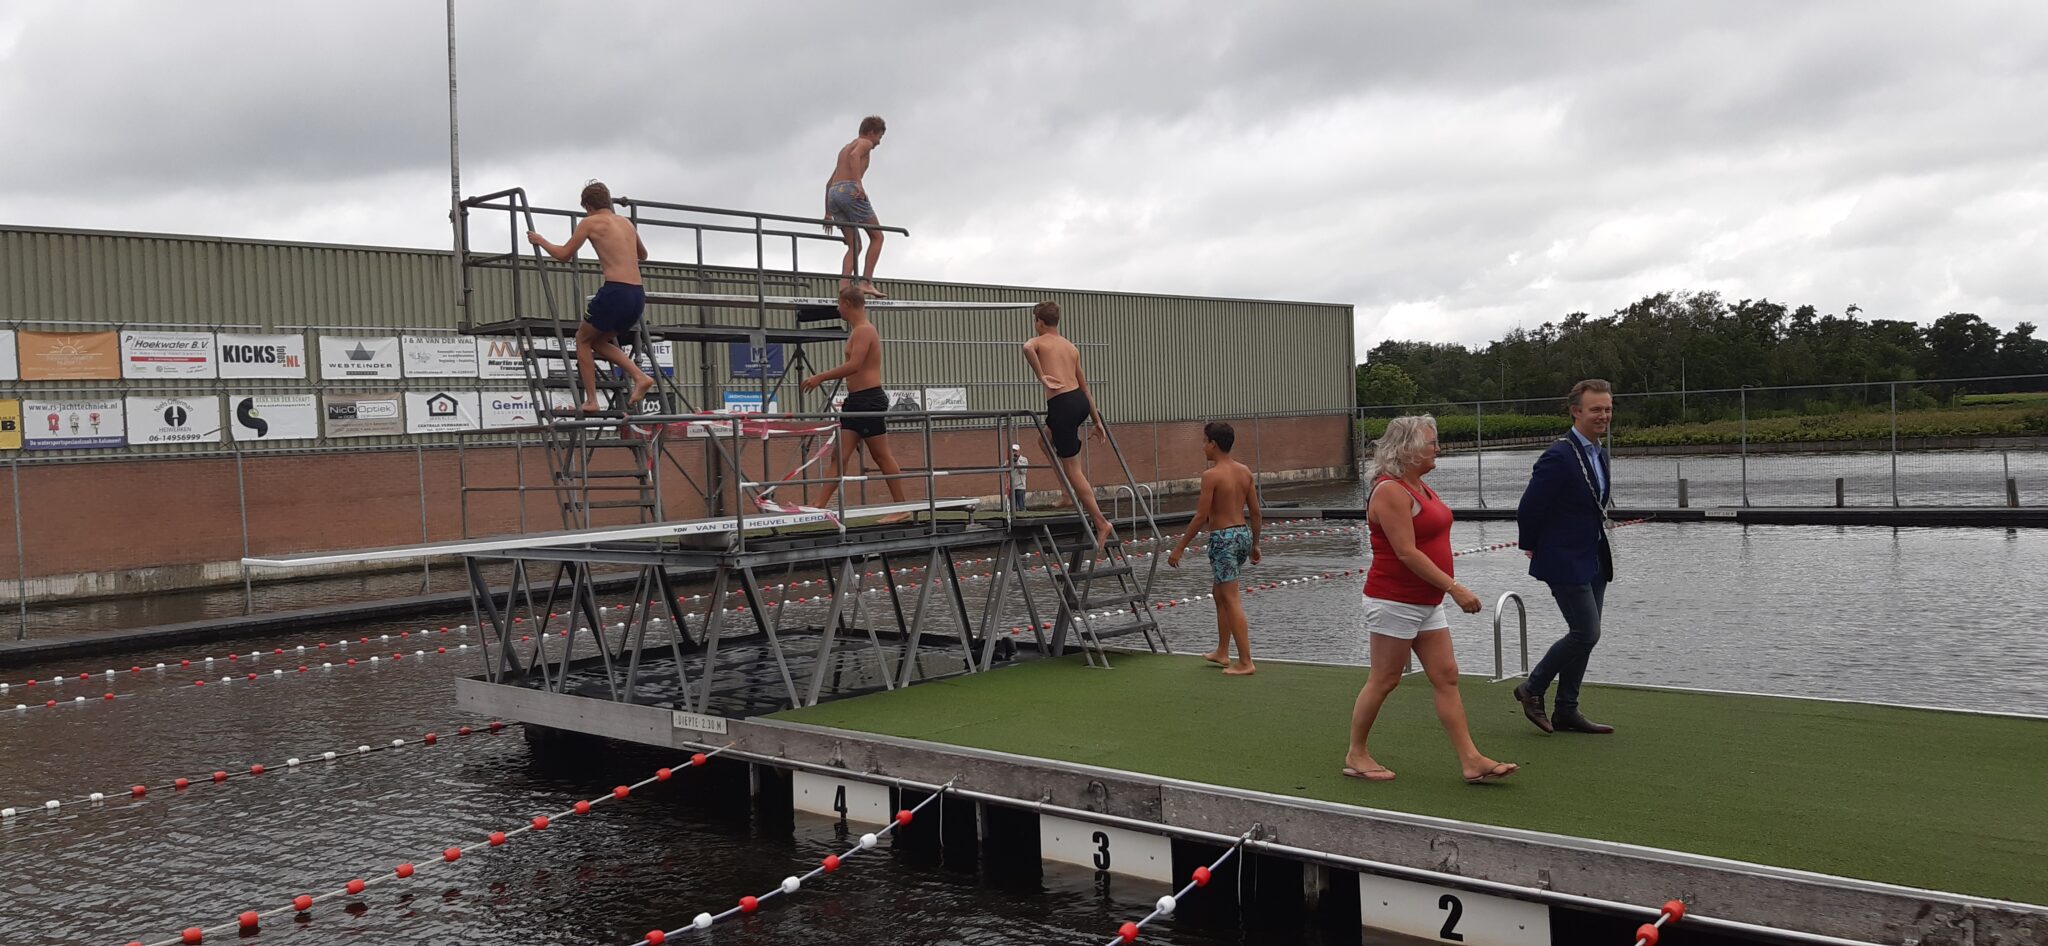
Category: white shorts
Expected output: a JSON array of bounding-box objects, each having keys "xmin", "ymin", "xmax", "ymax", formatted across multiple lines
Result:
[{"xmin": 1362, "ymin": 594, "xmax": 1449, "ymax": 640}]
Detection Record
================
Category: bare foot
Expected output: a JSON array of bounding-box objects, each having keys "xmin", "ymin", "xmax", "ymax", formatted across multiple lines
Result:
[
  {"xmin": 1462, "ymin": 758, "xmax": 1519, "ymax": 784},
  {"xmin": 1095, "ymin": 520, "xmax": 1118, "ymax": 547},
  {"xmin": 876, "ymin": 511, "xmax": 913, "ymax": 525},
  {"xmin": 1341, "ymin": 752, "xmax": 1395, "ymax": 782},
  {"xmin": 860, "ymin": 280, "xmax": 889, "ymax": 299},
  {"xmin": 628, "ymin": 375, "xmax": 655, "ymax": 407},
  {"xmin": 1222, "ymin": 662, "xmax": 1256, "ymax": 676},
  {"xmin": 578, "ymin": 400, "xmax": 602, "ymax": 415},
  {"xmin": 1201, "ymin": 651, "xmax": 1229, "ymax": 667}
]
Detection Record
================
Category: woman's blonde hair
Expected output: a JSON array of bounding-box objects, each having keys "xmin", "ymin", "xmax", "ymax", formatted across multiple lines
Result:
[{"xmin": 1369, "ymin": 414, "xmax": 1437, "ymax": 481}]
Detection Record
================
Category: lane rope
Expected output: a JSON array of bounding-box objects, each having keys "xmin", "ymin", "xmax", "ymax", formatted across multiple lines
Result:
[{"xmin": 1102, "ymin": 831, "xmax": 1251, "ymax": 944}]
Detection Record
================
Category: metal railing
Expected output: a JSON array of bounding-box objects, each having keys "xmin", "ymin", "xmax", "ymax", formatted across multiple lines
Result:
[{"xmin": 1356, "ymin": 373, "xmax": 2048, "ymax": 508}]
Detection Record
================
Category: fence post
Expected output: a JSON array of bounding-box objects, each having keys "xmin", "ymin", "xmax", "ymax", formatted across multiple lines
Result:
[
  {"xmin": 417, "ymin": 444, "xmax": 431, "ymax": 592},
  {"xmin": 1475, "ymin": 401, "xmax": 1486, "ymax": 508},
  {"xmin": 2002, "ymin": 451, "xmax": 2011, "ymax": 507},
  {"xmin": 1889, "ymin": 382, "xmax": 1900, "ymax": 507},
  {"xmin": 1151, "ymin": 420, "xmax": 1161, "ymax": 492},
  {"xmin": 234, "ymin": 443, "xmax": 252, "ymax": 615},
  {"xmin": 1835, "ymin": 477, "xmax": 1845, "ymax": 508},
  {"xmin": 1252, "ymin": 412, "xmax": 1266, "ymax": 504},
  {"xmin": 12, "ymin": 457, "xmax": 26, "ymax": 641},
  {"xmin": 1739, "ymin": 387, "xmax": 1749, "ymax": 507}
]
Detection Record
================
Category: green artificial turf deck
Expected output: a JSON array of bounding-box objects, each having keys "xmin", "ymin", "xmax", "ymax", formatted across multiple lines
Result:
[{"xmin": 775, "ymin": 653, "xmax": 2048, "ymax": 905}]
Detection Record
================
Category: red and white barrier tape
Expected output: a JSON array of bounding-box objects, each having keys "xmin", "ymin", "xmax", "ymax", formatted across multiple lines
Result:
[
  {"xmin": 119, "ymin": 746, "xmax": 733, "ymax": 946},
  {"xmin": 0, "ymin": 720, "xmax": 513, "ymax": 821},
  {"xmin": 1102, "ymin": 835, "xmax": 1248, "ymax": 945},
  {"xmin": 626, "ymin": 779, "xmax": 954, "ymax": 944}
]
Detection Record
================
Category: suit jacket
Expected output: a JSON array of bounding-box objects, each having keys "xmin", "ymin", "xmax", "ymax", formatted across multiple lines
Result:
[{"xmin": 1516, "ymin": 432, "xmax": 1614, "ymax": 585}]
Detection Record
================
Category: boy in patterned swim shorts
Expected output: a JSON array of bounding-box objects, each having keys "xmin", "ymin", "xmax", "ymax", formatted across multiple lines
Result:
[{"xmin": 1168, "ymin": 422, "xmax": 1264, "ymax": 675}]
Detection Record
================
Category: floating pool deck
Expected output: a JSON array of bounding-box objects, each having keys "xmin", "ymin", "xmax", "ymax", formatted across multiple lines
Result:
[
  {"xmin": 777, "ymin": 653, "xmax": 2047, "ymax": 901},
  {"xmin": 462, "ymin": 650, "xmax": 2048, "ymax": 944}
]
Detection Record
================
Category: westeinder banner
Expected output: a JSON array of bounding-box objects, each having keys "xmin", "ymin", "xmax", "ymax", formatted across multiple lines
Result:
[
  {"xmin": 22, "ymin": 399, "xmax": 126, "ymax": 449},
  {"xmin": 118, "ymin": 331, "xmax": 218, "ymax": 379},
  {"xmin": 229, "ymin": 394, "xmax": 319, "ymax": 442},
  {"xmin": 124, "ymin": 395, "xmax": 224, "ymax": 444},
  {"xmin": 217, "ymin": 333, "xmax": 308, "ymax": 380},
  {"xmin": 322, "ymin": 391, "xmax": 403, "ymax": 438},
  {"xmin": 318, "ymin": 336, "xmax": 401, "ymax": 380}
]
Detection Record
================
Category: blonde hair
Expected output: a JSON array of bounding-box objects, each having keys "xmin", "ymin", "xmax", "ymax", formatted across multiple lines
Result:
[{"xmin": 1369, "ymin": 414, "xmax": 1437, "ymax": 481}]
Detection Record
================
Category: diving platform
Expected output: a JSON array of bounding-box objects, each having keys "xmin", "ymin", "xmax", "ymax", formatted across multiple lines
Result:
[
  {"xmin": 458, "ymin": 651, "xmax": 2048, "ymax": 946},
  {"xmin": 639, "ymin": 291, "xmax": 1034, "ymax": 313},
  {"xmin": 459, "ymin": 315, "xmax": 849, "ymax": 346}
]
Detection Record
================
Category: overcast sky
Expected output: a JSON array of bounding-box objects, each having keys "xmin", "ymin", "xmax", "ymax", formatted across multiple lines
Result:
[{"xmin": 3, "ymin": 1, "xmax": 2043, "ymax": 359}]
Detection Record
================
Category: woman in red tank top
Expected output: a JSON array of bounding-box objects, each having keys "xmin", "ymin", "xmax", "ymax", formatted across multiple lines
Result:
[{"xmin": 1344, "ymin": 416, "xmax": 1517, "ymax": 785}]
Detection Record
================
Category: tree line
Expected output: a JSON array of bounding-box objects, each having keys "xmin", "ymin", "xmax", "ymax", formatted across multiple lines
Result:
[{"xmin": 1357, "ymin": 292, "xmax": 2048, "ymax": 425}]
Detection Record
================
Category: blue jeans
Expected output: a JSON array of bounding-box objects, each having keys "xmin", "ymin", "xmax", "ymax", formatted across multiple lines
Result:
[{"xmin": 1527, "ymin": 580, "xmax": 1607, "ymax": 713}]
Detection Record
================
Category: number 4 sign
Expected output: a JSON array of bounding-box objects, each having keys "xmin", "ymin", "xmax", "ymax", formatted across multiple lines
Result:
[
  {"xmin": 791, "ymin": 772, "xmax": 891, "ymax": 826},
  {"xmin": 1358, "ymin": 874, "xmax": 1551, "ymax": 945}
]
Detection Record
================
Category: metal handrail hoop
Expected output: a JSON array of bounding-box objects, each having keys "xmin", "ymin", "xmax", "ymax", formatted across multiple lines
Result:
[{"xmin": 1492, "ymin": 591, "xmax": 1529, "ymax": 682}]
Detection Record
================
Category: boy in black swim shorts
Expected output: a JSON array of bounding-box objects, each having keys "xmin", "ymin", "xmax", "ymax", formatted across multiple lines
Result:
[
  {"xmin": 1021, "ymin": 300, "xmax": 1116, "ymax": 547},
  {"xmin": 527, "ymin": 181, "xmax": 656, "ymax": 415},
  {"xmin": 799, "ymin": 285, "xmax": 912, "ymax": 523}
]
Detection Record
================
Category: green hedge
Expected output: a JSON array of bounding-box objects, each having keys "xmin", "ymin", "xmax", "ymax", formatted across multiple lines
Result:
[
  {"xmin": 1358, "ymin": 406, "xmax": 2048, "ymax": 447},
  {"xmin": 1958, "ymin": 392, "xmax": 2048, "ymax": 406}
]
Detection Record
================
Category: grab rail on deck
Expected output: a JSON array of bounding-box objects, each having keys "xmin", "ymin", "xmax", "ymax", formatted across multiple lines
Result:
[{"xmin": 1492, "ymin": 591, "xmax": 1529, "ymax": 681}]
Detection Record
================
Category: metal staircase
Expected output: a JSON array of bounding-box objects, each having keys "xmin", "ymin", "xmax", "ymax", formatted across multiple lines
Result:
[{"xmin": 1026, "ymin": 422, "xmax": 1170, "ymax": 667}]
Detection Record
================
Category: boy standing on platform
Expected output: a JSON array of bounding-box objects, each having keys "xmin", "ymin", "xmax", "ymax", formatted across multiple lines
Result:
[
  {"xmin": 1022, "ymin": 301, "xmax": 1115, "ymax": 547},
  {"xmin": 825, "ymin": 116, "xmax": 889, "ymax": 298},
  {"xmin": 1168, "ymin": 422, "xmax": 1264, "ymax": 676},
  {"xmin": 801, "ymin": 284, "xmax": 912, "ymax": 524},
  {"xmin": 525, "ymin": 181, "xmax": 656, "ymax": 415}
]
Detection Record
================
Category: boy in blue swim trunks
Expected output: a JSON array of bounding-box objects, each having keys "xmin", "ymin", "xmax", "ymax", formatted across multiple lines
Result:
[
  {"xmin": 1168, "ymin": 422, "xmax": 1264, "ymax": 675},
  {"xmin": 824, "ymin": 115, "xmax": 888, "ymax": 299},
  {"xmin": 527, "ymin": 180, "xmax": 656, "ymax": 415}
]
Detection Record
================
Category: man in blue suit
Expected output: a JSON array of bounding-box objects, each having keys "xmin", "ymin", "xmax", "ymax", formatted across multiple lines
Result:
[{"xmin": 1513, "ymin": 379, "xmax": 1618, "ymax": 734}]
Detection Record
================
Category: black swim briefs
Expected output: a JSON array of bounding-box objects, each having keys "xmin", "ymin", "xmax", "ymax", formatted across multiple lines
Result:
[
  {"xmin": 840, "ymin": 386, "xmax": 890, "ymax": 439},
  {"xmin": 1046, "ymin": 389, "xmax": 1091, "ymax": 458},
  {"xmin": 585, "ymin": 281, "xmax": 645, "ymax": 335}
]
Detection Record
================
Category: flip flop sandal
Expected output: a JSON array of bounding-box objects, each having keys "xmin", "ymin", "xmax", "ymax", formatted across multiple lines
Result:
[
  {"xmin": 1341, "ymin": 765, "xmax": 1396, "ymax": 782},
  {"xmin": 1464, "ymin": 762, "xmax": 1519, "ymax": 785}
]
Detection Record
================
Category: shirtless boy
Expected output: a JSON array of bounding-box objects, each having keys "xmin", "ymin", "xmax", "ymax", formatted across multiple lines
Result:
[
  {"xmin": 825, "ymin": 116, "xmax": 888, "ymax": 298},
  {"xmin": 1168, "ymin": 422, "xmax": 1264, "ymax": 675},
  {"xmin": 800, "ymin": 284, "xmax": 911, "ymax": 523},
  {"xmin": 526, "ymin": 181, "xmax": 656, "ymax": 415},
  {"xmin": 1022, "ymin": 301, "xmax": 1115, "ymax": 547}
]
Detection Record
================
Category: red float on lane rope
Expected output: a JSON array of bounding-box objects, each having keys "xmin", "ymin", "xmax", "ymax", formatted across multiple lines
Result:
[
  {"xmin": 395, "ymin": 862, "xmax": 414, "ymax": 879},
  {"xmin": 181, "ymin": 928, "xmax": 203, "ymax": 944},
  {"xmin": 238, "ymin": 911, "xmax": 259, "ymax": 929},
  {"xmin": 1118, "ymin": 921, "xmax": 1139, "ymax": 943},
  {"xmin": 292, "ymin": 895, "xmax": 313, "ymax": 912},
  {"xmin": 345, "ymin": 878, "xmax": 365, "ymax": 895}
]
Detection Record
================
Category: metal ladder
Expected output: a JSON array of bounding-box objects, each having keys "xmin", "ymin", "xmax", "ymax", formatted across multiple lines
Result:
[
  {"xmin": 1027, "ymin": 421, "xmax": 1169, "ymax": 668},
  {"xmin": 493, "ymin": 188, "xmax": 675, "ymax": 530}
]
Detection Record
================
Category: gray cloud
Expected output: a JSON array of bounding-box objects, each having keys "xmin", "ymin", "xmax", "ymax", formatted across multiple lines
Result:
[{"xmin": 3, "ymin": 0, "xmax": 2044, "ymax": 360}]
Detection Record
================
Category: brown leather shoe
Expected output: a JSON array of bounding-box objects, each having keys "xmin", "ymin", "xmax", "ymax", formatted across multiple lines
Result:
[
  {"xmin": 1553, "ymin": 710, "xmax": 1614, "ymax": 734},
  {"xmin": 1512, "ymin": 684, "xmax": 1553, "ymax": 733}
]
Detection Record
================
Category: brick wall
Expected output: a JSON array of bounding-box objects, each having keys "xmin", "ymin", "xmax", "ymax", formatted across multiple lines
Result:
[{"xmin": 0, "ymin": 414, "xmax": 1351, "ymax": 596}]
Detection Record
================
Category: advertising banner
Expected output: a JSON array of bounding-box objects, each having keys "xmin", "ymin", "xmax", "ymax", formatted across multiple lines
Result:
[
  {"xmin": 124, "ymin": 395, "xmax": 224, "ymax": 444},
  {"xmin": 829, "ymin": 388, "xmax": 966, "ymax": 412},
  {"xmin": 474, "ymin": 337, "xmax": 529, "ymax": 379},
  {"xmin": 22, "ymin": 399, "xmax": 126, "ymax": 448},
  {"xmin": 17, "ymin": 331, "xmax": 120, "ymax": 380},
  {"xmin": 322, "ymin": 391, "xmax": 403, "ymax": 438},
  {"xmin": 481, "ymin": 391, "xmax": 541, "ymax": 429},
  {"xmin": 119, "ymin": 331, "xmax": 217, "ymax": 378},
  {"xmin": 318, "ymin": 336, "xmax": 401, "ymax": 380},
  {"xmin": 728, "ymin": 341, "xmax": 784, "ymax": 379},
  {"xmin": 402, "ymin": 335, "xmax": 480, "ymax": 378},
  {"xmin": 403, "ymin": 391, "xmax": 482, "ymax": 433},
  {"xmin": 216, "ymin": 333, "xmax": 308, "ymax": 379},
  {"xmin": 228, "ymin": 394, "xmax": 320, "ymax": 442},
  {"xmin": 0, "ymin": 400, "xmax": 19, "ymax": 450},
  {"xmin": 721, "ymin": 391, "xmax": 780, "ymax": 413},
  {"xmin": 0, "ymin": 330, "xmax": 17, "ymax": 382}
]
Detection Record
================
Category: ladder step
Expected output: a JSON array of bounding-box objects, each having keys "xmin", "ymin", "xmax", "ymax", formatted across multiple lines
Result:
[
  {"xmin": 1087, "ymin": 615, "xmax": 1160, "ymax": 639},
  {"xmin": 1068, "ymin": 564, "xmax": 1133, "ymax": 582},
  {"xmin": 542, "ymin": 408, "xmax": 630, "ymax": 419},
  {"xmin": 563, "ymin": 470, "xmax": 651, "ymax": 480},
  {"xmin": 540, "ymin": 376, "xmax": 631, "ymax": 390},
  {"xmin": 1082, "ymin": 589, "xmax": 1147, "ymax": 609},
  {"xmin": 565, "ymin": 499, "xmax": 658, "ymax": 510}
]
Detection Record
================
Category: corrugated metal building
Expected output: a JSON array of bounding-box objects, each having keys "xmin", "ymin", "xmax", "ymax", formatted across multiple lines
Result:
[{"xmin": 0, "ymin": 224, "xmax": 1353, "ymax": 458}]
